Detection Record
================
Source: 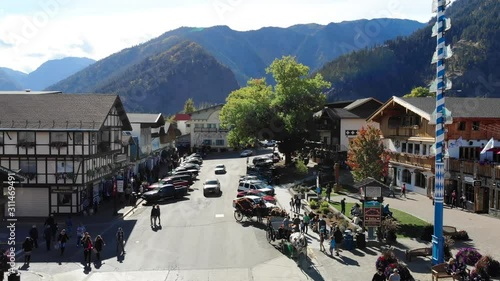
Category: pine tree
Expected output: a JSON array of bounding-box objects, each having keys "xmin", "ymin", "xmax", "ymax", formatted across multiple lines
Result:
[
  {"xmin": 183, "ymin": 98, "xmax": 195, "ymax": 114},
  {"xmin": 346, "ymin": 125, "xmax": 389, "ymax": 182}
]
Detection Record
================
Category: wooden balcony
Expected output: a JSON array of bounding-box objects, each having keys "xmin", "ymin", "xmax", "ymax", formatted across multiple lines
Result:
[
  {"xmin": 387, "ymin": 152, "xmax": 434, "ymax": 169},
  {"xmin": 449, "ymin": 158, "xmax": 500, "ymax": 179}
]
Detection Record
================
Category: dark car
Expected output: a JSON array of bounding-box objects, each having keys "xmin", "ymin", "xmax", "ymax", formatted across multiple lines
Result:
[
  {"xmin": 142, "ymin": 184, "xmax": 188, "ymax": 203},
  {"xmin": 166, "ymin": 174, "xmax": 193, "ymax": 185},
  {"xmin": 146, "ymin": 178, "xmax": 188, "ymax": 191},
  {"xmin": 236, "ymin": 189, "xmax": 276, "ymax": 204}
]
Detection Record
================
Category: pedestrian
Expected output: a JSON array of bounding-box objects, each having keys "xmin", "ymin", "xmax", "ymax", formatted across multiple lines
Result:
[
  {"xmin": 372, "ymin": 267, "xmax": 387, "ymax": 281},
  {"xmin": 389, "ymin": 182, "xmax": 396, "ymax": 198},
  {"xmin": 293, "ymin": 215, "xmax": 300, "ymax": 233},
  {"xmin": 328, "ymin": 232, "xmax": 336, "ymax": 256},
  {"xmin": 22, "ymin": 237, "xmax": 33, "ymax": 265},
  {"xmin": 401, "ymin": 184, "xmax": 406, "ymax": 198},
  {"xmin": 43, "ymin": 225, "xmax": 51, "ymax": 251},
  {"xmin": 460, "ymin": 195, "xmax": 467, "ymax": 210},
  {"xmin": 65, "ymin": 216, "xmax": 73, "ymax": 237},
  {"xmin": 283, "ymin": 216, "xmax": 290, "ymax": 232},
  {"xmin": 57, "ymin": 229, "xmax": 69, "ymax": 256},
  {"xmin": 76, "ymin": 223, "xmax": 86, "ymax": 247},
  {"xmin": 451, "ymin": 190, "xmax": 457, "ymax": 208},
  {"xmin": 155, "ymin": 205, "xmax": 161, "ymax": 226},
  {"xmin": 318, "ymin": 215, "xmax": 327, "ymax": 234},
  {"xmin": 44, "ymin": 214, "xmax": 56, "ymax": 241},
  {"xmin": 150, "ymin": 205, "xmax": 157, "ymax": 227},
  {"xmin": 388, "ymin": 268, "xmax": 400, "ymax": 281},
  {"xmin": 289, "ymin": 197, "xmax": 294, "ymax": 212},
  {"xmin": 94, "ymin": 235, "xmax": 106, "ymax": 261},
  {"xmin": 116, "ymin": 227, "xmax": 125, "ymax": 256},
  {"xmin": 294, "ymin": 196, "xmax": 301, "ymax": 214},
  {"xmin": 300, "ymin": 220, "xmax": 305, "ymax": 234},
  {"xmin": 333, "ymin": 226, "xmax": 343, "ymax": 256},
  {"xmin": 29, "ymin": 225, "xmax": 38, "ymax": 248},
  {"xmin": 51, "ymin": 222, "xmax": 58, "ymax": 242},
  {"xmin": 81, "ymin": 232, "xmax": 93, "ymax": 267},
  {"xmin": 319, "ymin": 231, "xmax": 326, "ymax": 252},
  {"xmin": 340, "ymin": 198, "xmax": 346, "ymax": 215},
  {"xmin": 326, "ymin": 184, "xmax": 332, "ymax": 202},
  {"xmin": 302, "ymin": 212, "xmax": 310, "ymax": 234}
]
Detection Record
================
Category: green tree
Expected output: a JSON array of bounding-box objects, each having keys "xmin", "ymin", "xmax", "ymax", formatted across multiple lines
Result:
[
  {"xmin": 403, "ymin": 86, "xmax": 434, "ymax": 97},
  {"xmin": 295, "ymin": 159, "xmax": 308, "ymax": 176},
  {"xmin": 183, "ymin": 98, "xmax": 196, "ymax": 113},
  {"xmin": 346, "ymin": 125, "xmax": 389, "ymax": 182}
]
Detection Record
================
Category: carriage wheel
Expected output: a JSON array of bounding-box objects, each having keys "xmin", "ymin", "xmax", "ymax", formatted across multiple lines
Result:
[
  {"xmin": 234, "ymin": 210, "xmax": 244, "ymax": 222},
  {"xmin": 266, "ymin": 228, "xmax": 275, "ymax": 243}
]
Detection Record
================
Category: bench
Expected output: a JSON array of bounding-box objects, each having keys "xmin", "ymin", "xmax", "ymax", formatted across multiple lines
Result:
[
  {"xmin": 405, "ymin": 247, "xmax": 432, "ymax": 261},
  {"xmin": 431, "ymin": 263, "xmax": 469, "ymax": 281}
]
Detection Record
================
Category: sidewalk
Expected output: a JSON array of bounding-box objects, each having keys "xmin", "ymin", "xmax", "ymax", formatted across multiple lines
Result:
[{"xmin": 0, "ymin": 197, "xmax": 144, "ymax": 256}]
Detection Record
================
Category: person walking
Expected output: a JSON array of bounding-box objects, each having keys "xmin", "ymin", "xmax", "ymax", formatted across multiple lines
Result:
[
  {"xmin": 43, "ymin": 225, "xmax": 52, "ymax": 251},
  {"xmin": 289, "ymin": 197, "xmax": 294, "ymax": 212},
  {"xmin": 150, "ymin": 206, "xmax": 157, "ymax": 227},
  {"xmin": 372, "ymin": 268, "xmax": 387, "ymax": 281},
  {"xmin": 44, "ymin": 214, "xmax": 57, "ymax": 242},
  {"xmin": 81, "ymin": 233, "xmax": 93, "ymax": 267},
  {"xmin": 340, "ymin": 198, "xmax": 346, "ymax": 215},
  {"xmin": 389, "ymin": 182, "xmax": 396, "ymax": 198},
  {"xmin": 333, "ymin": 226, "xmax": 343, "ymax": 256},
  {"xmin": 302, "ymin": 213, "xmax": 310, "ymax": 234},
  {"xmin": 29, "ymin": 225, "xmax": 39, "ymax": 249},
  {"xmin": 294, "ymin": 196, "xmax": 301, "ymax": 214},
  {"xmin": 155, "ymin": 205, "xmax": 161, "ymax": 227},
  {"xmin": 328, "ymin": 232, "xmax": 336, "ymax": 256},
  {"xmin": 400, "ymin": 184, "xmax": 406, "ymax": 198},
  {"xmin": 326, "ymin": 183, "xmax": 332, "ymax": 202},
  {"xmin": 293, "ymin": 215, "xmax": 300, "ymax": 233},
  {"xmin": 460, "ymin": 195, "xmax": 467, "ymax": 210},
  {"xmin": 388, "ymin": 268, "xmax": 401, "ymax": 281},
  {"xmin": 94, "ymin": 235, "xmax": 106, "ymax": 261},
  {"xmin": 451, "ymin": 190, "xmax": 457, "ymax": 208},
  {"xmin": 319, "ymin": 231, "xmax": 326, "ymax": 252},
  {"xmin": 116, "ymin": 227, "xmax": 125, "ymax": 256},
  {"xmin": 57, "ymin": 229, "xmax": 69, "ymax": 256},
  {"xmin": 76, "ymin": 223, "xmax": 86, "ymax": 247},
  {"xmin": 22, "ymin": 237, "xmax": 34, "ymax": 265}
]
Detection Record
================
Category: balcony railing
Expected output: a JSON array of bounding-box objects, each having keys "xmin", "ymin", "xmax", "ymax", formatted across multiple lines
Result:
[
  {"xmin": 387, "ymin": 152, "xmax": 434, "ymax": 169},
  {"xmin": 449, "ymin": 159, "xmax": 500, "ymax": 179},
  {"xmin": 193, "ymin": 128, "xmax": 218, "ymax": 133}
]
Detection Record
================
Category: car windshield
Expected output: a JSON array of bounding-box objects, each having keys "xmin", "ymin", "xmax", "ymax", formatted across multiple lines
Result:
[
  {"xmin": 255, "ymin": 183, "xmax": 268, "ymax": 189},
  {"xmin": 205, "ymin": 180, "xmax": 218, "ymax": 185},
  {"xmin": 216, "ymin": 165, "xmax": 224, "ymax": 168}
]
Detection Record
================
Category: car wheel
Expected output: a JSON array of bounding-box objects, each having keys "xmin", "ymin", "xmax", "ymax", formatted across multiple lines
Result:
[{"xmin": 203, "ymin": 191, "xmax": 207, "ymax": 197}]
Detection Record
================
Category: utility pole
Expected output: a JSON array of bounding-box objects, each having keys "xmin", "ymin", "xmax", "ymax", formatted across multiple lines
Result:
[{"xmin": 430, "ymin": 0, "xmax": 453, "ymax": 265}]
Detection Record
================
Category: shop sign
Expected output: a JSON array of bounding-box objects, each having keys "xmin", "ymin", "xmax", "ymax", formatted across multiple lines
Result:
[{"xmin": 364, "ymin": 201, "xmax": 382, "ymax": 227}]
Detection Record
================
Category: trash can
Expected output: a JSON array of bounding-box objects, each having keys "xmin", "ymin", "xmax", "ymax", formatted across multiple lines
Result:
[
  {"xmin": 356, "ymin": 232, "xmax": 366, "ymax": 249},
  {"xmin": 344, "ymin": 230, "xmax": 354, "ymax": 250},
  {"xmin": 8, "ymin": 271, "xmax": 21, "ymax": 281}
]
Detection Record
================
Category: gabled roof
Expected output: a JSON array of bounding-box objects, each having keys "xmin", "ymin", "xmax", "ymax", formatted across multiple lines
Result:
[
  {"xmin": 0, "ymin": 93, "xmax": 132, "ymax": 131},
  {"xmin": 127, "ymin": 113, "xmax": 165, "ymax": 126},
  {"xmin": 369, "ymin": 96, "xmax": 500, "ymax": 122},
  {"xmin": 344, "ymin": 97, "xmax": 383, "ymax": 111},
  {"xmin": 0, "ymin": 91, "xmax": 61, "ymax": 95},
  {"xmin": 314, "ymin": 107, "xmax": 361, "ymax": 119},
  {"xmin": 190, "ymin": 104, "xmax": 224, "ymax": 120},
  {"xmin": 174, "ymin": 114, "xmax": 191, "ymax": 121},
  {"xmin": 353, "ymin": 177, "xmax": 389, "ymax": 189},
  {"xmin": 325, "ymin": 100, "xmax": 355, "ymax": 108}
]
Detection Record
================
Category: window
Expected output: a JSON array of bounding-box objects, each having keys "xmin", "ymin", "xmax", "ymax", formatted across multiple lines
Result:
[
  {"xmin": 57, "ymin": 161, "xmax": 74, "ymax": 173},
  {"xmin": 18, "ymin": 131, "xmax": 35, "ymax": 144},
  {"xmin": 215, "ymin": 139, "xmax": 224, "ymax": 146},
  {"xmin": 401, "ymin": 142, "xmax": 407, "ymax": 153},
  {"xmin": 203, "ymin": 139, "xmax": 212, "ymax": 145},
  {"xmin": 414, "ymin": 143, "xmax": 420, "ymax": 155},
  {"xmin": 388, "ymin": 117, "xmax": 401, "ymax": 129},
  {"xmin": 194, "ymin": 123, "xmax": 204, "ymax": 128},
  {"xmin": 422, "ymin": 144, "xmax": 427, "ymax": 156},
  {"xmin": 459, "ymin": 147, "xmax": 480, "ymax": 160},
  {"xmin": 401, "ymin": 115, "xmax": 420, "ymax": 127},
  {"xmin": 458, "ymin": 122, "xmax": 466, "ymax": 131},
  {"xmin": 50, "ymin": 132, "xmax": 67, "ymax": 147},
  {"xmin": 20, "ymin": 159, "xmax": 37, "ymax": 173},
  {"xmin": 186, "ymin": 124, "xmax": 191, "ymax": 127},
  {"xmin": 402, "ymin": 169, "xmax": 411, "ymax": 184},
  {"xmin": 207, "ymin": 123, "xmax": 217, "ymax": 129},
  {"xmin": 465, "ymin": 184, "xmax": 474, "ymax": 202},
  {"xmin": 0, "ymin": 131, "xmax": 3, "ymax": 145},
  {"xmin": 58, "ymin": 193, "xmax": 72, "ymax": 205},
  {"xmin": 407, "ymin": 143, "xmax": 414, "ymax": 154},
  {"xmin": 472, "ymin": 121, "xmax": 480, "ymax": 131},
  {"xmin": 74, "ymin": 132, "xmax": 83, "ymax": 144}
]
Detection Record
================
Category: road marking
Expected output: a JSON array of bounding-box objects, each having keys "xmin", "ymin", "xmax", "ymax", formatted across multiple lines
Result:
[{"xmin": 215, "ymin": 214, "xmax": 224, "ymax": 218}]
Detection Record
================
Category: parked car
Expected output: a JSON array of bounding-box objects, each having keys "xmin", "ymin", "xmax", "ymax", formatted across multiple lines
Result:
[
  {"xmin": 171, "ymin": 170, "xmax": 197, "ymax": 179},
  {"xmin": 184, "ymin": 157, "xmax": 202, "ymax": 165},
  {"xmin": 179, "ymin": 163, "xmax": 200, "ymax": 170},
  {"xmin": 166, "ymin": 174, "xmax": 194, "ymax": 185},
  {"xmin": 203, "ymin": 179, "xmax": 221, "ymax": 196},
  {"xmin": 239, "ymin": 175, "xmax": 259, "ymax": 182},
  {"xmin": 146, "ymin": 178, "xmax": 189, "ymax": 191},
  {"xmin": 174, "ymin": 167, "xmax": 199, "ymax": 176},
  {"xmin": 240, "ymin": 150, "xmax": 253, "ymax": 157},
  {"xmin": 236, "ymin": 189, "xmax": 276, "ymax": 204},
  {"xmin": 215, "ymin": 164, "xmax": 226, "ymax": 174},
  {"xmin": 142, "ymin": 184, "xmax": 188, "ymax": 203},
  {"xmin": 260, "ymin": 140, "xmax": 278, "ymax": 147},
  {"xmin": 237, "ymin": 180, "xmax": 275, "ymax": 195}
]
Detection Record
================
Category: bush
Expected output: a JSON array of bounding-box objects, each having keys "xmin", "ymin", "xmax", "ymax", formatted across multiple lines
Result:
[
  {"xmin": 309, "ymin": 200, "xmax": 319, "ymax": 209},
  {"xmin": 319, "ymin": 206, "xmax": 330, "ymax": 215},
  {"xmin": 320, "ymin": 201, "xmax": 330, "ymax": 209},
  {"xmin": 420, "ymin": 224, "xmax": 434, "ymax": 242},
  {"xmin": 295, "ymin": 159, "xmax": 308, "ymax": 176},
  {"xmin": 456, "ymin": 248, "xmax": 483, "ymax": 266},
  {"xmin": 450, "ymin": 230, "xmax": 470, "ymax": 241}
]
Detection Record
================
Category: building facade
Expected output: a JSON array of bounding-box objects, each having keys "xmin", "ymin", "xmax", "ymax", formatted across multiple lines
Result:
[
  {"xmin": 0, "ymin": 93, "xmax": 131, "ymax": 217},
  {"xmin": 368, "ymin": 96, "xmax": 500, "ymax": 215},
  {"xmin": 188, "ymin": 105, "xmax": 230, "ymax": 152}
]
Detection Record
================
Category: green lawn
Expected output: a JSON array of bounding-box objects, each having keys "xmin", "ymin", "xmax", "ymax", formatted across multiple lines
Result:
[{"xmin": 329, "ymin": 201, "xmax": 428, "ymax": 239}]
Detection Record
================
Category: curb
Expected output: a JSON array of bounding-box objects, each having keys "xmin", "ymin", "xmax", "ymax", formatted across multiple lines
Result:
[{"xmin": 122, "ymin": 198, "xmax": 144, "ymax": 218}]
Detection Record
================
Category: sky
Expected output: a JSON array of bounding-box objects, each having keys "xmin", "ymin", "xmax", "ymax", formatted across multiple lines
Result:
[{"xmin": 0, "ymin": 0, "xmax": 436, "ymax": 73}]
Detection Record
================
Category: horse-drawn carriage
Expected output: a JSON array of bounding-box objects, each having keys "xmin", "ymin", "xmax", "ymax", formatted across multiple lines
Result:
[{"xmin": 233, "ymin": 197, "xmax": 273, "ymax": 223}]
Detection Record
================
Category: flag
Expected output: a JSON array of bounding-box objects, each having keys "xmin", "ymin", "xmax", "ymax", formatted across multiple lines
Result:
[
  {"xmin": 429, "ymin": 143, "xmax": 436, "ymax": 156},
  {"xmin": 480, "ymin": 138, "xmax": 495, "ymax": 154},
  {"xmin": 455, "ymin": 136, "xmax": 463, "ymax": 147}
]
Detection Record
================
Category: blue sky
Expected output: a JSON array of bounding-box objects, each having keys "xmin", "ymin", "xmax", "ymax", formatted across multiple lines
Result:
[{"xmin": 0, "ymin": 0, "xmax": 437, "ymax": 73}]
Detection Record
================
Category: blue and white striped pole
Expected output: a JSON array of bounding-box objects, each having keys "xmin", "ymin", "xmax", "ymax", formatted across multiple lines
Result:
[{"xmin": 432, "ymin": 0, "xmax": 447, "ymax": 265}]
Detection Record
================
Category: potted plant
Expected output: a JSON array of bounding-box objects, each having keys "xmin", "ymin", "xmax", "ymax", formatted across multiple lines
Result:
[{"xmin": 381, "ymin": 218, "xmax": 399, "ymax": 243}]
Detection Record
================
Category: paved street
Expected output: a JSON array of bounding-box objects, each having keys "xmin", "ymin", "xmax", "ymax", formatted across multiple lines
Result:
[{"xmin": 8, "ymin": 149, "xmax": 325, "ymax": 281}]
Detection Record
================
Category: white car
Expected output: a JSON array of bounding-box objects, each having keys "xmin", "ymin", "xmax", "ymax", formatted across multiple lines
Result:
[
  {"xmin": 203, "ymin": 179, "xmax": 221, "ymax": 196},
  {"xmin": 243, "ymin": 195, "xmax": 276, "ymax": 208},
  {"xmin": 240, "ymin": 150, "xmax": 253, "ymax": 157},
  {"xmin": 215, "ymin": 164, "xmax": 226, "ymax": 174}
]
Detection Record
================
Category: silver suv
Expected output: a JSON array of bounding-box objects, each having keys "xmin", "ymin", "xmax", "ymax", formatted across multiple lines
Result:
[{"xmin": 237, "ymin": 180, "xmax": 275, "ymax": 195}]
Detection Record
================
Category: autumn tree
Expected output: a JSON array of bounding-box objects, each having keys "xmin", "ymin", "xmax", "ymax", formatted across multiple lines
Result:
[
  {"xmin": 183, "ymin": 98, "xmax": 196, "ymax": 113},
  {"xmin": 403, "ymin": 86, "xmax": 434, "ymax": 97},
  {"xmin": 346, "ymin": 125, "xmax": 389, "ymax": 182}
]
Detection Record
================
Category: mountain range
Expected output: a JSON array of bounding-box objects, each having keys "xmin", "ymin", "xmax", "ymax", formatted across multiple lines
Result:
[
  {"xmin": 47, "ymin": 19, "xmax": 424, "ymax": 114},
  {"xmin": 0, "ymin": 57, "xmax": 95, "ymax": 91},
  {"xmin": 317, "ymin": 0, "xmax": 500, "ymax": 102}
]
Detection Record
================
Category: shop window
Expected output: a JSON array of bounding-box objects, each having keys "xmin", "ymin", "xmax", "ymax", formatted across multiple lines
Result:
[
  {"xmin": 58, "ymin": 193, "xmax": 72, "ymax": 205},
  {"xmin": 203, "ymin": 139, "xmax": 212, "ymax": 146},
  {"xmin": 402, "ymin": 169, "xmax": 411, "ymax": 184},
  {"xmin": 472, "ymin": 121, "xmax": 480, "ymax": 131},
  {"xmin": 458, "ymin": 122, "xmax": 466, "ymax": 131},
  {"xmin": 465, "ymin": 185, "xmax": 475, "ymax": 202}
]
